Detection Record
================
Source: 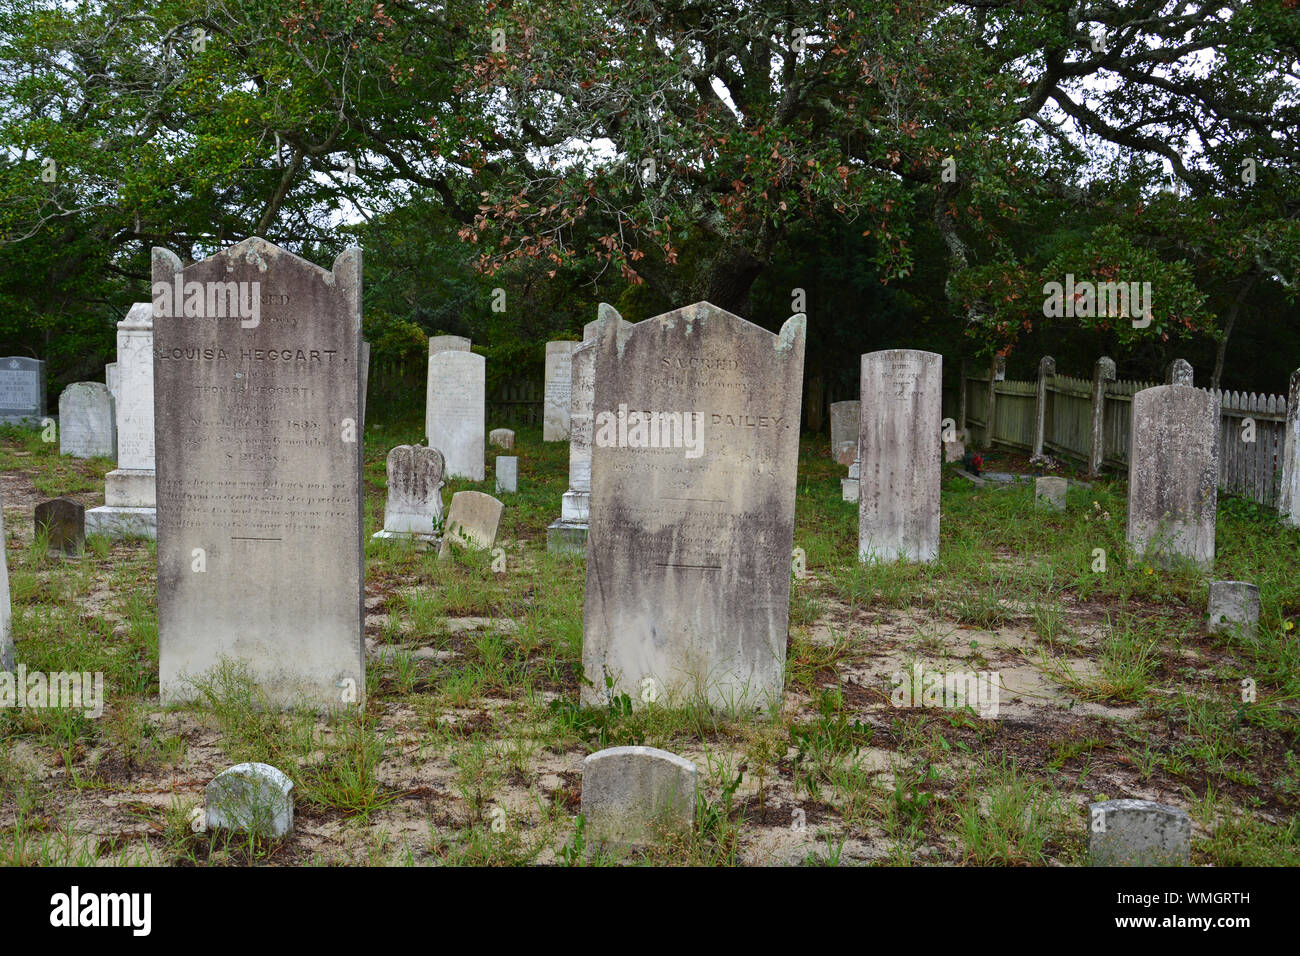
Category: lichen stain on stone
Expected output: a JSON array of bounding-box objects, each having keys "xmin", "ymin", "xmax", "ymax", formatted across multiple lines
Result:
[{"xmin": 776, "ymin": 314, "xmax": 806, "ymax": 352}]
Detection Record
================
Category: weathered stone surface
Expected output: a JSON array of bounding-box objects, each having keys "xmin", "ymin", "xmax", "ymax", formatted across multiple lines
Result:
[
  {"xmin": 830, "ymin": 400, "xmax": 860, "ymax": 466},
  {"xmin": 426, "ymin": 350, "xmax": 485, "ymax": 481},
  {"xmin": 1126, "ymin": 384, "xmax": 1218, "ymax": 568},
  {"xmin": 943, "ymin": 437, "xmax": 966, "ymax": 463},
  {"xmin": 1280, "ymin": 368, "xmax": 1300, "ymax": 528},
  {"xmin": 0, "ymin": 357, "xmax": 45, "ymax": 424},
  {"xmin": 58, "ymin": 383, "xmax": 115, "ymax": 459},
  {"xmin": 581, "ymin": 746, "xmax": 697, "ymax": 848},
  {"xmin": 582, "ymin": 302, "xmax": 805, "ymax": 709},
  {"xmin": 543, "ymin": 340, "xmax": 578, "ymax": 441},
  {"xmin": 153, "ymin": 237, "xmax": 364, "ymax": 709},
  {"xmin": 425, "ymin": 336, "xmax": 470, "ymax": 444},
  {"xmin": 1166, "ymin": 358, "xmax": 1194, "ymax": 386},
  {"xmin": 489, "ymin": 428, "xmax": 515, "ymax": 450},
  {"xmin": 858, "ymin": 350, "xmax": 942, "ymax": 563},
  {"xmin": 376, "ymin": 445, "xmax": 444, "ymax": 538},
  {"xmin": 438, "ymin": 491, "xmax": 504, "ymax": 560},
  {"xmin": 35, "ymin": 498, "xmax": 85, "ymax": 556},
  {"xmin": 1035, "ymin": 476, "xmax": 1068, "ymax": 511},
  {"xmin": 105, "ymin": 363, "xmax": 118, "ymax": 402},
  {"xmin": 88, "ymin": 303, "xmax": 157, "ymax": 539},
  {"xmin": 842, "ymin": 456, "xmax": 861, "ymax": 502},
  {"xmin": 1088, "ymin": 799, "xmax": 1191, "ymax": 866},
  {"xmin": 0, "ymin": 490, "xmax": 12, "ymax": 671},
  {"xmin": 205, "ymin": 762, "xmax": 294, "ymax": 838},
  {"xmin": 495, "ymin": 456, "xmax": 517, "ymax": 495},
  {"xmin": 1207, "ymin": 580, "xmax": 1260, "ymax": 638}
]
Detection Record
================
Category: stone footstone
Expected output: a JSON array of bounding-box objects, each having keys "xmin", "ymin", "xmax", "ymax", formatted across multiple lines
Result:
[
  {"xmin": 841, "ymin": 458, "xmax": 860, "ymax": 502},
  {"xmin": 58, "ymin": 382, "xmax": 115, "ymax": 459},
  {"xmin": 489, "ymin": 428, "xmax": 515, "ymax": 450},
  {"xmin": 205, "ymin": 762, "xmax": 294, "ymax": 838},
  {"xmin": 1088, "ymin": 799, "xmax": 1191, "ymax": 867},
  {"xmin": 1207, "ymin": 581, "xmax": 1260, "ymax": 639},
  {"xmin": 438, "ymin": 491, "xmax": 504, "ymax": 560},
  {"xmin": 495, "ymin": 456, "xmax": 517, "ymax": 495},
  {"xmin": 35, "ymin": 498, "xmax": 85, "ymax": 557},
  {"xmin": 581, "ymin": 746, "xmax": 697, "ymax": 849},
  {"xmin": 943, "ymin": 437, "xmax": 965, "ymax": 463},
  {"xmin": 1035, "ymin": 476, "xmax": 1068, "ymax": 511}
]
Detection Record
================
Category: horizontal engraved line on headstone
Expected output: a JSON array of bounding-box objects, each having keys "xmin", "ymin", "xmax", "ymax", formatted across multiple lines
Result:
[
  {"xmin": 231, "ymin": 536, "xmax": 282, "ymax": 542},
  {"xmin": 655, "ymin": 562, "xmax": 723, "ymax": 570}
]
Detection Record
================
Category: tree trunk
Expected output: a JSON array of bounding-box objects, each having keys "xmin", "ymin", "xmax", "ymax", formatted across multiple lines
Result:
[
  {"xmin": 702, "ymin": 245, "xmax": 763, "ymax": 315},
  {"xmin": 1211, "ymin": 275, "xmax": 1258, "ymax": 389}
]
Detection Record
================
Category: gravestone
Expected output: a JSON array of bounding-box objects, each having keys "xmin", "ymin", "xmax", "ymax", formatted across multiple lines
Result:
[
  {"xmin": 495, "ymin": 456, "xmax": 517, "ymax": 495},
  {"xmin": 1088, "ymin": 799, "xmax": 1191, "ymax": 866},
  {"xmin": 943, "ymin": 435, "xmax": 965, "ymax": 463},
  {"xmin": 1035, "ymin": 476, "xmax": 1067, "ymax": 511},
  {"xmin": 0, "ymin": 490, "xmax": 12, "ymax": 671},
  {"xmin": 425, "ymin": 335, "xmax": 471, "ymax": 440},
  {"xmin": 152, "ymin": 237, "xmax": 364, "ymax": 709},
  {"xmin": 373, "ymin": 445, "xmax": 444, "ymax": 542},
  {"xmin": 1126, "ymin": 384, "xmax": 1218, "ymax": 568},
  {"xmin": 841, "ymin": 457, "xmax": 859, "ymax": 503},
  {"xmin": 87, "ymin": 303, "xmax": 158, "ymax": 539},
  {"xmin": 581, "ymin": 746, "xmax": 697, "ymax": 849},
  {"xmin": 105, "ymin": 363, "xmax": 119, "ymax": 402},
  {"xmin": 489, "ymin": 428, "xmax": 514, "ymax": 450},
  {"xmin": 360, "ymin": 339, "xmax": 370, "ymax": 429},
  {"xmin": 543, "ymin": 341, "xmax": 578, "ymax": 441},
  {"xmin": 205, "ymin": 762, "xmax": 294, "ymax": 838},
  {"xmin": 1207, "ymin": 581, "xmax": 1260, "ymax": 639},
  {"xmin": 1166, "ymin": 358, "xmax": 1194, "ymax": 386},
  {"xmin": 858, "ymin": 350, "xmax": 942, "ymax": 563},
  {"xmin": 830, "ymin": 400, "xmax": 860, "ymax": 466},
  {"xmin": 438, "ymin": 491, "xmax": 504, "ymax": 560},
  {"xmin": 426, "ymin": 351, "xmax": 485, "ymax": 481},
  {"xmin": 35, "ymin": 498, "xmax": 85, "ymax": 556},
  {"xmin": 582, "ymin": 301, "xmax": 806, "ymax": 709},
  {"xmin": 58, "ymin": 383, "xmax": 115, "ymax": 459},
  {"xmin": 0, "ymin": 357, "xmax": 45, "ymax": 425}
]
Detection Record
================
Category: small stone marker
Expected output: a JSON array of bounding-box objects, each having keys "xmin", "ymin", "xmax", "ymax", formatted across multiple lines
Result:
[
  {"xmin": 841, "ymin": 457, "xmax": 860, "ymax": 503},
  {"xmin": 495, "ymin": 456, "xmax": 517, "ymax": 495},
  {"xmin": 426, "ymin": 350, "xmax": 485, "ymax": 481},
  {"xmin": 1, "ymin": 489, "xmax": 13, "ymax": 671},
  {"xmin": 87, "ymin": 303, "xmax": 157, "ymax": 539},
  {"xmin": 58, "ymin": 382, "xmax": 115, "ymax": 459},
  {"xmin": 35, "ymin": 498, "xmax": 85, "ymax": 557},
  {"xmin": 489, "ymin": 428, "xmax": 515, "ymax": 450},
  {"xmin": 581, "ymin": 746, "xmax": 697, "ymax": 849},
  {"xmin": 1035, "ymin": 476, "xmax": 1068, "ymax": 511},
  {"xmin": 1126, "ymin": 384, "xmax": 1219, "ymax": 568},
  {"xmin": 830, "ymin": 400, "xmax": 860, "ymax": 466},
  {"xmin": 1166, "ymin": 358, "xmax": 1194, "ymax": 386},
  {"xmin": 544, "ymin": 340, "xmax": 578, "ymax": 441},
  {"xmin": 0, "ymin": 357, "xmax": 46, "ymax": 424},
  {"xmin": 943, "ymin": 435, "xmax": 965, "ymax": 463},
  {"xmin": 438, "ymin": 491, "xmax": 504, "ymax": 560},
  {"xmin": 373, "ymin": 445, "xmax": 444, "ymax": 542},
  {"xmin": 153, "ymin": 237, "xmax": 364, "ymax": 709},
  {"xmin": 1207, "ymin": 581, "xmax": 1260, "ymax": 639},
  {"xmin": 858, "ymin": 350, "xmax": 942, "ymax": 563},
  {"xmin": 1088, "ymin": 799, "xmax": 1191, "ymax": 867},
  {"xmin": 205, "ymin": 762, "xmax": 294, "ymax": 838}
]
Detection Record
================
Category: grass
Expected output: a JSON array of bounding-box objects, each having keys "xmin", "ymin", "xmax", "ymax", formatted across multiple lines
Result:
[{"xmin": 0, "ymin": 421, "xmax": 1298, "ymax": 866}]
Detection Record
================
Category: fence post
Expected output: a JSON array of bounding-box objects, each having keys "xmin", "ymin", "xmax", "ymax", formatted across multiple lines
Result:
[
  {"xmin": 1089, "ymin": 356, "xmax": 1116, "ymax": 478},
  {"xmin": 1166, "ymin": 358, "xmax": 1194, "ymax": 386},
  {"xmin": 985, "ymin": 354, "xmax": 1005, "ymax": 449},
  {"xmin": 1280, "ymin": 368, "xmax": 1300, "ymax": 527},
  {"xmin": 1033, "ymin": 356, "xmax": 1055, "ymax": 458},
  {"xmin": 958, "ymin": 359, "xmax": 968, "ymax": 439}
]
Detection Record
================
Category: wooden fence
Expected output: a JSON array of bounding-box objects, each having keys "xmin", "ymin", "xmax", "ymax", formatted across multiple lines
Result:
[
  {"xmin": 367, "ymin": 354, "xmax": 544, "ymax": 427},
  {"xmin": 958, "ymin": 357, "xmax": 1291, "ymax": 508}
]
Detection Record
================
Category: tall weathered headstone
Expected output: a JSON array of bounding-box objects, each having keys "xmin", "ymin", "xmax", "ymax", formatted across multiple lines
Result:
[
  {"xmin": 549, "ymin": 305, "xmax": 631, "ymax": 553},
  {"xmin": 426, "ymin": 350, "xmax": 485, "ymax": 481},
  {"xmin": 0, "ymin": 489, "xmax": 12, "ymax": 671},
  {"xmin": 858, "ymin": 350, "xmax": 942, "ymax": 563},
  {"xmin": 58, "ymin": 382, "xmax": 116, "ymax": 459},
  {"xmin": 425, "ymin": 335, "xmax": 470, "ymax": 441},
  {"xmin": 152, "ymin": 237, "xmax": 364, "ymax": 709},
  {"xmin": 0, "ymin": 357, "xmax": 45, "ymax": 425},
  {"xmin": 543, "ymin": 340, "xmax": 578, "ymax": 441},
  {"xmin": 373, "ymin": 445, "xmax": 444, "ymax": 542},
  {"xmin": 582, "ymin": 302, "xmax": 806, "ymax": 709},
  {"xmin": 830, "ymin": 400, "xmax": 860, "ymax": 466},
  {"xmin": 87, "ymin": 303, "xmax": 157, "ymax": 538},
  {"xmin": 1126, "ymin": 384, "xmax": 1218, "ymax": 568}
]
